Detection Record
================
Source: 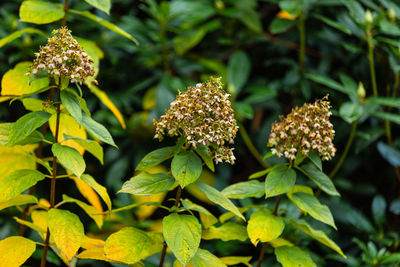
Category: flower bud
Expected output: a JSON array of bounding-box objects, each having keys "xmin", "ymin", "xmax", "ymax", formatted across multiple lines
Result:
[
  {"xmin": 365, "ymin": 10, "xmax": 373, "ymax": 24},
  {"xmin": 388, "ymin": 8, "xmax": 396, "ymax": 21},
  {"xmin": 357, "ymin": 82, "xmax": 366, "ymax": 100}
]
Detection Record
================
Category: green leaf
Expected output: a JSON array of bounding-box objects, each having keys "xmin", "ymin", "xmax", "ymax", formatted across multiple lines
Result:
[
  {"xmin": 189, "ymin": 249, "xmax": 227, "ymax": 267},
  {"xmin": 339, "ymin": 102, "xmax": 363, "ymax": 124},
  {"xmin": 81, "ymin": 174, "xmax": 112, "ymax": 211},
  {"xmin": 379, "ymin": 18, "xmax": 400, "ymax": 36},
  {"xmin": 305, "ymin": 73, "xmax": 352, "ymax": 97},
  {"xmin": 48, "ymin": 208, "xmax": 84, "ymax": 261},
  {"xmin": 197, "ymin": 182, "xmax": 245, "ymax": 221},
  {"xmin": 81, "ymin": 112, "xmax": 116, "ymax": 147},
  {"xmin": 119, "ymin": 172, "xmax": 175, "ymax": 196},
  {"xmin": 312, "ymin": 14, "xmax": 352, "ymax": 35},
  {"xmin": 52, "ymin": 143, "xmax": 85, "ymax": 178},
  {"xmin": 372, "ymin": 111, "xmax": 400, "ymax": 125},
  {"xmin": 195, "ymin": 144, "xmax": 215, "ymax": 172},
  {"xmin": 61, "ymin": 89, "xmax": 82, "ymax": 124},
  {"xmin": 275, "ymin": 246, "xmax": 316, "ymax": 267},
  {"xmin": 222, "ymin": 180, "xmax": 264, "ymax": 199},
  {"xmin": 181, "ymin": 199, "xmax": 214, "ymax": 217},
  {"xmin": 265, "ymin": 165, "xmax": 296, "ymax": 198},
  {"xmin": 0, "ymin": 194, "xmax": 37, "ymax": 211},
  {"xmin": 172, "ymin": 151, "xmax": 203, "ymax": 188},
  {"xmin": 377, "ymin": 141, "xmax": 400, "ymax": 166},
  {"xmin": 202, "ymin": 222, "xmax": 248, "ymax": 242},
  {"xmin": 62, "ymin": 195, "xmax": 103, "ymax": 228},
  {"xmin": 163, "ymin": 213, "xmax": 201, "ymax": 266},
  {"xmin": 7, "ymin": 111, "xmax": 51, "ymax": 146},
  {"xmin": 0, "ymin": 27, "xmax": 46, "ymax": 48},
  {"xmin": 381, "ymin": 253, "xmax": 400, "ymax": 264},
  {"xmin": 368, "ymin": 96, "xmax": 400, "ymax": 108},
  {"xmin": 286, "ymin": 219, "xmax": 346, "ymax": 258},
  {"xmin": 104, "ymin": 227, "xmax": 152, "ymax": 264},
  {"xmin": 1, "ymin": 62, "xmax": 49, "ymax": 97},
  {"xmin": 0, "ymin": 236, "xmax": 36, "ymax": 267},
  {"xmin": 247, "ymin": 210, "xmax": 285, "ymax": 246},
  {"xmin": 69, "ymin": 9, "xmax": 139, "ymax": 45},
  {"xmin": 84, "ymin": 0, "xmax": 111, "ymax": 15},
  {"xmin": 19, "ymin": 0, "xmax": 64, "ymax": 24},
  {"xmin": 299, "ymin": 162, "xmax": 340, "ymax": 196},
  {"xmin": 307, "ymin": 151, "xmax": 322, "ymax": 171},
  {"xmin": 227, "ymin": 50, "xmax": 250, "ymax": 95},
  {"xmin": 372, "ymin": 195, "xmax": 386, "ymax": 227},
  {"xmin": 291, "ymin": 192, "xmax": 337, "ymax": 229},
  {"xmin": 63, "ymin": 134, "xmax": 104, "ymax": 164},
  {"xmin": 270, "ymin": 18, "xmax": 295, "ymax": 34},
  {"xmin": 136, "ymin": 146, "xmax": 176, "ymax": 171},
  {"xmin": 0, "ymin": 169, "xmax": 45, "ymax": 202}
]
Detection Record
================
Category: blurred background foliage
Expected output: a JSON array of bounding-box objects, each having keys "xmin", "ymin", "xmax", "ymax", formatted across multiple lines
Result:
[{"xmin": 1, "ymin": 0, "xmax": 400, "ymax": 266}]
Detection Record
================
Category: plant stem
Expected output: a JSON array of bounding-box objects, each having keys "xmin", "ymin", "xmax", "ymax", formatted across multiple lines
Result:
[
  {"xmin": 40, "ymin": 83, "xmax": 62, "ymax": 267},
  {"xmin": 256, "ymin": 243, "xmax": 267, "ymax": 267},
  {"xmin": 329, "ymin": 120, "xmax": 358, "ymax": 179},
  {"xmin": 367, "ymin": 29, "xmax": 378, "ymax": 97},
  {"xmin": 61, "ymin": 0, "xmax": 69, "ymax": 27},
  {"xmin": 159, "ymin": 186, "xmax": 182, "ymax": 267},
  {"xmin": 298, "ymin": 12, "xmax": 306, "ymax": 74},
  {"xmin": 239, "ymin": 124, "xmax": 269, "ymax": 169}
]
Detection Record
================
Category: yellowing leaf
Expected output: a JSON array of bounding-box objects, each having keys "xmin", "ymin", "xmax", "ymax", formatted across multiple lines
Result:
[
  {"xmin": 104, "ymin": 227, "xmax": 152, "ymax": 264},
  {"xmin": 49, "ymin": 113, "xmax": 86, "ymax": 154},
  {"xmin": 77, "ymin": 248, "xmax": 117, "ymax": 262},
  {"xmin": 73, "ymin": 177, "xmax": 103, "ymax": 213},
  {"xmin": 0, "ymin": 194, "xmax": 37, "ymax": 211},
  {"xmin": 1, "ymin": 62, "xmax": 49, "ymax": 96},
  {"xmin": 81, "ymin": 235, "xmax": 105, "ymax": 249},
  {"xmin": 62, "ymin": 194, "xmax": 103, "ymax": 228},
  {"xmin": 86, "ymin": 84, "xmax": 126, "ymax": 129},
  {"xmin": 0, "ymin": 236, "xmax": 36, "ymax": 267},
  {"xmin": 277, "ymin": 10, "xmax": 298, "ymax": 20},
  {"xmin": 0, "ymin": 169, "xmax": 45, "ymax": 202},
  {"xmin": 247, "ymin": 210, "xmax": 285, "ymax": 246},
  {"xmin": 163, "ymin": 214, "xmax": 201, "ymax": 266},
  {"xmin": 202, "ymin": 222, "xmax": 248, "ymax": 242},
  {"xmin": 0, "ymin": 27, "xmax": 46, "ymax": 48},
  {"xmin": 47, "ymin": 209, "xmax": 84, "ymax": 261},
  {"xmin": 81, "ymin": 174, "xmax": 112, "ymax": 212},
  {"xmin": 220, "ymin": 256, "xmax": 252, "ymax": 267},
  {"xmin": 268, "ymin": 238, "xmax": 294, "ymax": 248},
  {"xmin": 135, "ymin": 192, "xmax": 167, "ymax": 220},
  {"xmin": 0, "ymin": 144, "xmax": 36, "ymax": 182}
]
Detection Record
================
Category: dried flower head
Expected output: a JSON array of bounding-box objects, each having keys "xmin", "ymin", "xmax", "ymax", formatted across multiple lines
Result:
[
  {"xmin": 27, "ymin": 27, "xmax": 95, "ymax": 84},
  {"xmin": 268, "ymin": 96, "xmax": 336, "ymax": 161},
  {"xmin": 153, "ymin": 77, "xmax": 238, "ymax": 164}
]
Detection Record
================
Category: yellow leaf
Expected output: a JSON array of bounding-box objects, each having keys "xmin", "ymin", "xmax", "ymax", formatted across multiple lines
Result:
[
  {"xmin": 31, "ymin": 210, "xmax": 48, "ymax": 236},
  {"xmin": 73, "ymin": 177, "xmax": 103, "ymax": 213},
  {"xmin": 0, "ymin": 144, "xmax": 36, "ymax": 182},
  {"xmin": 220, "ymin": 256, "xmax": 252, "ymax": 267},
  {"xmin": 38, "ymin": 198, "xmax": 50, "ymax": 209},
  {"xmin": 277, "ymin": 10, "xmax": 298, "ymax": 20},
  {"xmin": 77, "ymin": 248, "xmax": 116, "ymax": 262},
  {"xmin": 47, "ymin": 209, "xmax": 84, "ymax": 261},
  {"xmin": 62, "ymin": 194, "xmax": 103, "ymax": 228},
  {"xmin": 0, "ymin": 194, "xmax": 37, "ymax": 211},
  {"xmin": 81, "ymin": 236, "xmax": 105, "ymax": 249},
  {"xmin": 49, "ymin": 113, "xmax": 86, "ymax": 154},
  {"xmin": 0, "ymin": 236, "xmax": 36, "ymax": 267},
  {"xmin": 86, "ymin": 84, "xmax": 126, "ymax": 129},
  {"xmin": 1, "ymin": 62, "xmax": 49, "ymax": 96}
]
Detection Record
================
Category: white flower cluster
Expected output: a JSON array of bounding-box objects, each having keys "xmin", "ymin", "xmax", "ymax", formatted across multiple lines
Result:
[
  {"xmin": 27, "ymin": 27, "xmax": 95, "ymax": 84},
  {"xmin": 268, "ymin": 96, "xmax": 336, "ymax": 161},
  {"xmin": 153, "ymin": 78, "xmax": 238, "ymax": 164}
]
